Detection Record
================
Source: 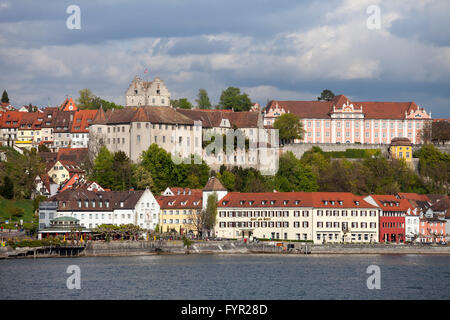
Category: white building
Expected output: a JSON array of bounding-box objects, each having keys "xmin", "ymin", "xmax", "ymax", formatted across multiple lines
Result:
[
  {"xmin": 216, "ymin": 192, "xmax": 380, "ymax": 243},
  {"xmin": 38, "ymin": 187, "xmax": 160, "ymax": 234},
  {"xmin": 405, "ymin": 208, "xmax": 420, "ymax": 242}
]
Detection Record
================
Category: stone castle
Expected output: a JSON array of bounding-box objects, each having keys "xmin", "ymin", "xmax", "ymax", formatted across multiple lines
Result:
[{"xmin": 125, "ymin": 75, "xmax": 171, "ymax": 107}]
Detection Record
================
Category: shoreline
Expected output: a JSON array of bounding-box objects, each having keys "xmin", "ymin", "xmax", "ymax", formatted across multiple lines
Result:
[{"xmin": 1, "ymin": 242, "xmax": 450, "ymax": 259}]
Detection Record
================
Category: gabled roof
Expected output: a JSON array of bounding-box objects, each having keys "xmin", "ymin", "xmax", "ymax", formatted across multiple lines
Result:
[
  {"xmin": 0, "ymin": 111, "xmax": 24, "ymax": 128},
  {"xmin": 390, "ymin": 137, "xmax": 412, "ymax": 146},
  {"xmin": 48, "ymin": 188, "xmax": 146, "ymax": 211},
  {"xmin": 265, "ymin": 95, "xmax": 428, "ymax": 120},
  {"xmin": 177, "ymin": 108, "xmax": 260, "ymax": 128},
  {"xmin": 71, "ymin": 109, "xmax": 97, "ymax": 133},
  {"xmin": 132, "ymin": 106, "xmax": 195, "ymax": 125},
  {"xmin": 53, "ymin": 111, "xmax": 75, "ymax": 132},
  {"xmin": 59, "ymin": 160, "xmax": 85, "ymax": 174},
  {"xmin": 369, "ymin": 195, "xmax": 413, "ymax": 211},
  {"xmin": 57, "ymin": 148, "xmax": 88, "ymax": 163},
  {"xmin": 312, "ymin": 192, "xmax": 378, "ymax": 209},
  {"xmin": 203, "ymin": 176, "xmax": 227, "ymax": 192},
  {"xmin": 218, "ymin": 192, "xmax": 313, "ymax": 208},
  {"xmin": 18, "ymin": 112, "xmax": 42, "ymax": 130},
  {"xmin": 429, "ymin": 197, "xmax": 450, "ymax": 215},
  {"xmin": 156, "ymin": 189, "xmax": 202, "ymax": 209},
  {"xmin": 397, "ymin": 193, "xmax": 430, "ymax": 202},
  {"xmin": 91, "ymin": 107, "xmax": 107, "ymax": 125},
  {"xmin": 59, "ymin": 97, "xmax": 78, "ymax": 112}
]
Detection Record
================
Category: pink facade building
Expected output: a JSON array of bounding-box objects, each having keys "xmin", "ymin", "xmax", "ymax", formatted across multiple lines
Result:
[
  {"xmin": 419, "ymin": 217, "xmax": 446, "ymax": 243},
  {"xmin": 264, "ymin": 95, "xmax": 432, "ymax": 144}
]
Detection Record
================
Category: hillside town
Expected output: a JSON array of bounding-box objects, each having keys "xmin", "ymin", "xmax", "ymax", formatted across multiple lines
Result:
[{"xmin": 0, "ymin": 76, "xmax": 449, "ymax": 248}]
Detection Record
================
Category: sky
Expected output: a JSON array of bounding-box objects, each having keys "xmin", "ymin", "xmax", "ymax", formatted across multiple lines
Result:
[{"xmin": 0, "ymin": 0, "xmax": 449, "ymax": 117}]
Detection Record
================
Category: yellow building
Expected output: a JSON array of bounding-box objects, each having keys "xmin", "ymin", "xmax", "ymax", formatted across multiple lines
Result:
[
  {"xmin": 15, "ymin": 112, "xmax": 43, "ymax": 150},
  {"xmin": 389, "ymin": 137, "xmax": 413, "ymax": 162},
  {"xmin": 47, "ymin": 160, "xmax": 84, "ymax": 184},
  {"xmin": 157, "ymin": 187, "xmax": 202, "ymax": 236}
]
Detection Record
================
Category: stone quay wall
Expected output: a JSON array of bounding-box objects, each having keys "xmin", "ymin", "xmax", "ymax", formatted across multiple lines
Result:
[{"xmin": 283, "ymin": 143, "xmax": 449, "ymax": 159}]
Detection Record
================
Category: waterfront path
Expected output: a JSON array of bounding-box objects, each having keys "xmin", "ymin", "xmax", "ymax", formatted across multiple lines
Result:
[{"xmin": 1, "ymin": 240, "xmax": 449, "ymax": 259}]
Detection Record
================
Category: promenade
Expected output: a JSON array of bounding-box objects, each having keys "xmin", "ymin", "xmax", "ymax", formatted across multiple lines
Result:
[{"xmin": 1, "ymin": 240, "xmax": 449, "ymax": 259}]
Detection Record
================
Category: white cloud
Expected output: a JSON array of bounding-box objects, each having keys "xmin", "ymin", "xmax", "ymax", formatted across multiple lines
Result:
[{"xmin": 0, "ymin": 1, "xmax": 449, "ymax": 117}]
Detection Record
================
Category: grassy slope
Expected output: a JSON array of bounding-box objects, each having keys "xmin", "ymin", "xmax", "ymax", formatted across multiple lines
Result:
[{"xmin": 0, "ymin": 197, "xmax": 35, "ymax": 223}]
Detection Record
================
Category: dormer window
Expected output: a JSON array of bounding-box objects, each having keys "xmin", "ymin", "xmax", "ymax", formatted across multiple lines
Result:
[
  {"xmin": 240, "ymin": 200, "xmax": 245, "ymax": 205},
  {"xmin": 283, "ymin": 200, "xmax": 288, "ymax": 205},
  {"xmin": 222, "ymin": 201, "xmax": 228, "ymax": 205},
  {"xmin": 323, "ymin": 200, "xmax": 328, "ymax": 205},
  {"xmin": 355, "ymin": 201, "xmax": 360, "ymax": 206},
  {"xmin": 330, "ymin": 201, "xmax": 335, "ymax": 205},
  {"xmin": 78, "ymin": 201, "xmax": 82, "ymax": 208},
  {"xmin": 85, "ymin": 201, "xmax": 88, "ymax": 208},
  {"xmin": 249, "ymin": 201, "xmax": 254, "ymax": 205},
  {"xmin": 295, "ymin": 200, "xmax": 300, "ymax": 205},
  {"xmin": 120, "ymin": 201, "xmax": 124, "ymax": 208},
  {"xmin": 262, "ymin": 200, "xmax": 266, "ymax": 205},
  {"xmin": 338, "ymin": 201, "xmax": 343, "ymax": 206},
  {"xmin": 270, "ymin": 200, "xmax": 275, "ymax": 205},
  {"xmin": 396, "ymin": 203, "xmax": 399, "ymax": 207},
  {"xmin": 106, "ymin": 200, "xmax": 110, "ymax": 208}
]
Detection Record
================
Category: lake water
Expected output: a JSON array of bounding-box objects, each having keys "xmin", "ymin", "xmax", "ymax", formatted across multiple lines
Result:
[{"xmin": 0, "ymin": 254, "xmax": 449, "ymax": 300}]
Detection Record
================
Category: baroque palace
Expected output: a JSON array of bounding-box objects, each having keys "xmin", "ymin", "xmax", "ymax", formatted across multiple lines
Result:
[{"xmin": 263, "ymin": 94, "xmax": 432, "ymax": 144}]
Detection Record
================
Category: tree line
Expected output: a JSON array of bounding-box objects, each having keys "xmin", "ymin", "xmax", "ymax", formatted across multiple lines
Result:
[{"xmin": 88, "ymin": 143, "xmax": 448, "ymax": 196}]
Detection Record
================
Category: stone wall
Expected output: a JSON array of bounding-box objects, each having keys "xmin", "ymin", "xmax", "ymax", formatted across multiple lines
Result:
[
  {"xmin": 283, "ymin": 143, "xmax": 389, "ymax": 159},
  {"xmin": 84, "ymin": 241, "xmax": 156, "ymax": 256},
  {"xmin": 283, "ymin": 143, "xmax": 449, "ymax": 159}
]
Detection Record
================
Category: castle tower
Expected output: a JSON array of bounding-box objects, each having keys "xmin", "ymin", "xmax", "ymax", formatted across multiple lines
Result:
[
  {"xmin": 125, "ymin": 75, "xmax": 171, "ymax": 107},
  {"xmin": 202, "ymin": 176, "xmax": 228, "ymax": 210}
]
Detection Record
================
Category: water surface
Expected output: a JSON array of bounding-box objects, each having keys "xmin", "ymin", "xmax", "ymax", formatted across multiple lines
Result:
[{"xmin": 0, "ymin": 254, "xmax": 449, "ymax": 299}]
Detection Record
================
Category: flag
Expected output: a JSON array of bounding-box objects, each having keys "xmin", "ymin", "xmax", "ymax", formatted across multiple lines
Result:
[{"xmin": 144, "ymin": 68, "xmax": 148, "ymax": 74}]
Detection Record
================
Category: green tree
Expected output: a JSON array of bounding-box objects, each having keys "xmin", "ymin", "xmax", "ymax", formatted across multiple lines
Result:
[
  {"xmin": 273, "ymin": 113, "xmax": 305, "ymax": 142},
  {"xmin": 219, "ymin": 87, "xmax": 252, "ymax": 112},
  {"xmin": 275, "ymin": 152, "xmax": 319, "ymax": 192},
  {"xmin": 0, "ymin": 176, "xmax": 14, "ymax": 199},
  {"xmin": 317, "ymin": 89, "xmax": 335, "ymax": 101},
  {"xmin": 90, "ymin": 146, "xmax": 115, "ymax": 189},
  {"xmin": 218, "ymin": 170, "xmax": 236, "ymax": 191},
  {"xmin": 140, "ymin": 144, "xmax": 175, "ymax": 193},
  {"xmin": 132, "ymin": 165, "xmax": 154, "ymax": 191},
  {"xmin": 77, "ymin": 88, "xmax": 123, "ymax": 110},
  {"xmin": 38, "ymin": 144, "xmax": 51, "ymax": 153},
  {"xmin": 196, "ymin": 89, "xmax": 212, "ymax": 109},
  {"xmin": 415, "ymin": 144, "xmax": 449, "ymax": 193},
  {"xmin": 77, "ymin": 88, "xmax": 96, "ymax": 108},
  {"xmin": 112, "ymin": 151, "xmax": 133, "ymax": 191},
  {"xmin": 171, "ymin": 98, "xmax": 193, "ymax": 109},
  {"xmin": 1, "ymin": 90, "xmax": 9, "ymax": 103}
]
